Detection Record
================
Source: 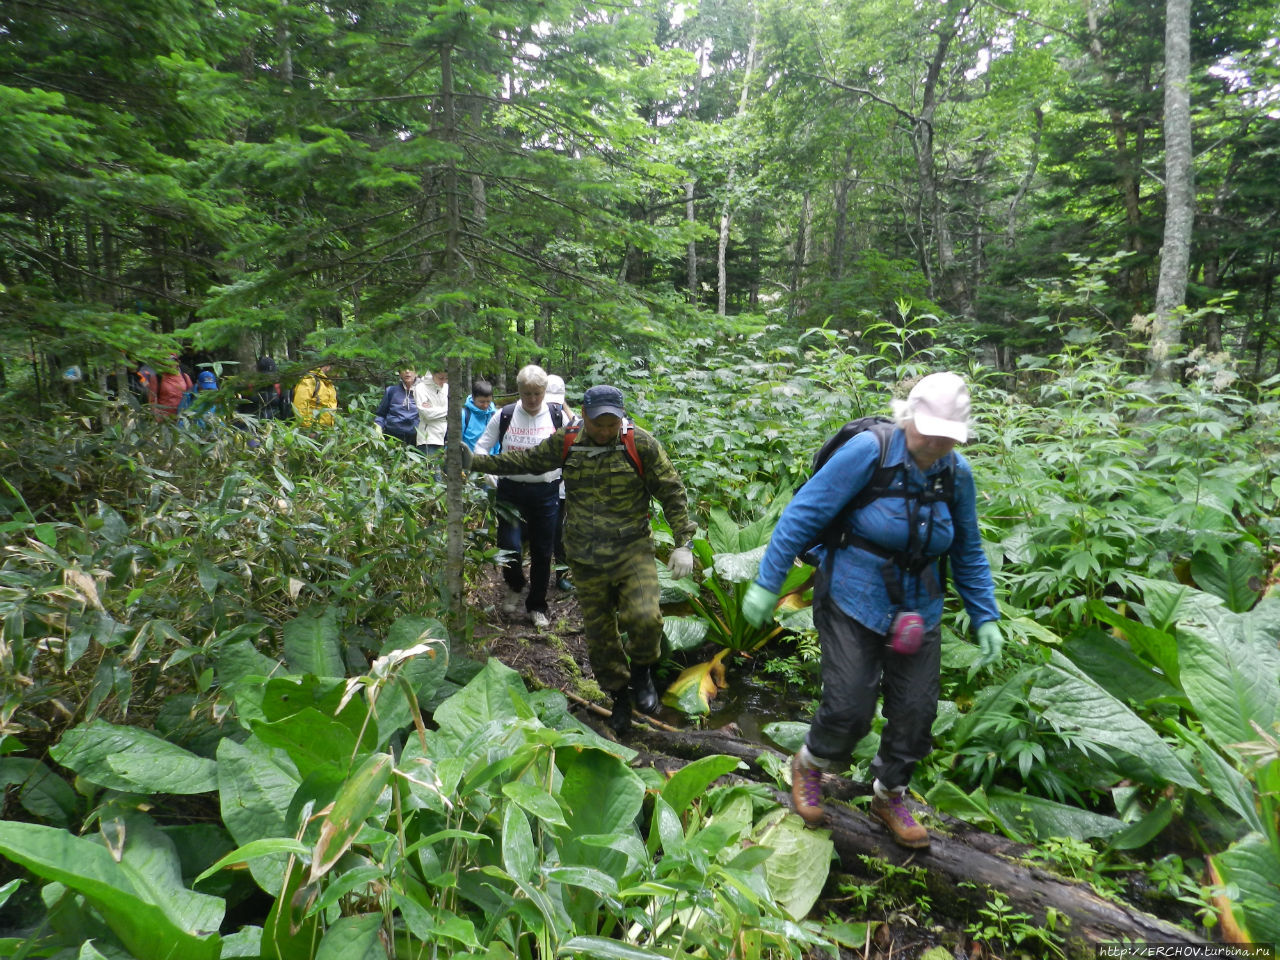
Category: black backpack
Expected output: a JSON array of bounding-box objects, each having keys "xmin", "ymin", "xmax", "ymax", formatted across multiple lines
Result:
[
  {"xmin": 495, "ymin": 401, "xmax": 566, "ymax": 452},
  {"xmin": 798, "ymin": 416, "xmax": 955, "ymax": 573}
]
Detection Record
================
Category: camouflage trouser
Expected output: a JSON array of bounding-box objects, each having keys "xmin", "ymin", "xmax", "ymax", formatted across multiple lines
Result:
[{"xmin": 570, "ymin": 541, "xmax": 662, "ymax": 692}]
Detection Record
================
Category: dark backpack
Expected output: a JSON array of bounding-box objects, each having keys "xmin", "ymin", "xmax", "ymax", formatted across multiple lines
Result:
[
  {"xmin": 130, "ymin": 364, "xmax": 157, "ymax": 404},
  {"xmin": 799, "ymin": 416, "xmax": 954, "ymax": 571},
  {"xmin": 495, "ymin": 401, "xmax": 565, "ymax": 453}
]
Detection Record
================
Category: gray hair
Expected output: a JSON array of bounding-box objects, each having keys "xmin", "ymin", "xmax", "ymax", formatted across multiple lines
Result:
[
  {"xmin": 890, "ymin": 397, "xmax": 912, "ymax": 427},
  {"xmin": 516, "ymin": 364, "xmax": 548, "ymax": 391}
]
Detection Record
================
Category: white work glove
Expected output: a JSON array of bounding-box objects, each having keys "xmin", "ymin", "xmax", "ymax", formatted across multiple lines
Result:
[
  {"xmin": 373, "ymin": 423, "xmax": 383, "ymax": 435},
  {"xmin": 667, "ymin": 545, "xmax": 695, "ymax": 579}
]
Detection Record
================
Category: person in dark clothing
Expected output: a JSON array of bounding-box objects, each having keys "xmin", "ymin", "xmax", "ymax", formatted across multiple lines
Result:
[
  {"xmin": 253, "ymin": 356, "xmax": 288, "ymax": 420},
  {"xmin": 374, "ymin": 368, "xmax": 422, "ymax": 447}
]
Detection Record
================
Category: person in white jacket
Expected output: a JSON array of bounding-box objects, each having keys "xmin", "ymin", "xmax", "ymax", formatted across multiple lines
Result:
[
  {"xmin": 415, "ymin": 370, "xmax": 448, "ymax": 451},
  {"xmin": 474, "ymin": 364, "xmax": 568, "ymax": 629}
]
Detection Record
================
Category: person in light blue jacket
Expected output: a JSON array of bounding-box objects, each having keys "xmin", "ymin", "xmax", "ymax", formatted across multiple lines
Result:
[
  {"xmin": 743, "ymin": 372, "xmax": 1001, "ymax": 848},
  {"xmin": 461, "ymin": 379, "xmax": 497, "ymax": 450}
]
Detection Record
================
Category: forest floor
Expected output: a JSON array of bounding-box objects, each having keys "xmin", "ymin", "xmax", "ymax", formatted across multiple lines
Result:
[{"xmin": 465, "ymin": 567, "xmax": 980, "ymax": 960}]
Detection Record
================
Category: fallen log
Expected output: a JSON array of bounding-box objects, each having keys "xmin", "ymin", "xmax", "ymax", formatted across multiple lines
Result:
[{"xmin": 625, "ymin": 721, "xmax": 1204, "ymax": 958}]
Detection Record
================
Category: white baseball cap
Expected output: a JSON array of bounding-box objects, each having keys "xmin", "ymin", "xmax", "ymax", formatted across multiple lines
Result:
[
  {"xmin": 545, "ymin": 374, "xmax": 566, "ymax": 404},
  {"xmin": 907, "ymin": 372, "xmax": 971, "ymax": 442}
]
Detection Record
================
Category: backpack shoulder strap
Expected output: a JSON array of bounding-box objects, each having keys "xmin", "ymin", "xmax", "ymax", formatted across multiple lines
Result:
[
  {"xmin": 561, "ymin": 423, "xmax": 582, "ymax": 462},
  {"xmin": 847, "ymin": 421, "xmax": 898, "ymax": 511},
  {"xmin": 548, "ymin": 402, "xmax": 564, "ymax": 430},
  {"xmin": 497, "ymin": 403, "xmax": 516, "ymax": 444},
  {"xmin": 620, "ymin": 422, "xmax": 644, "ymax": 477}
]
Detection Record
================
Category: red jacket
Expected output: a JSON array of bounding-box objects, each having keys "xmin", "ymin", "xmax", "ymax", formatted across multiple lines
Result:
[{"xmin": 155, "ymin": 371, "xmax": 193, "ymax": 417}]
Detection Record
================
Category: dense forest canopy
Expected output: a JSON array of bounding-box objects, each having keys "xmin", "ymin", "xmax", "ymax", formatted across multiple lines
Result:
[{"xmin": 2, "ymin": 0, "xmax": 1278, "ymax": 389}]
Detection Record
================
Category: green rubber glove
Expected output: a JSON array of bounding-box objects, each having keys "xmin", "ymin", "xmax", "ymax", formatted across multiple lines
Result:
[
  {"xmin": 742, "ymin": 583, "xmax": 780, "ymax": 628},
  {"xmin": 975, "ymin": 621, "xmax": 1004, "ymax": 669},
  {"xmin": 459, "ymin": 444, "xmax": 473, "ymax": 472}
]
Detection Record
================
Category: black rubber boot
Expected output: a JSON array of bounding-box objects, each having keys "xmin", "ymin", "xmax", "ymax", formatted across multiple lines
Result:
[
  {"xmin": 608, "ymin": 687, "xmax": 632, "ymax": 737},
  {"xmin": 631, "ymin": 663, "xmax": 660, "ymax": 716}
]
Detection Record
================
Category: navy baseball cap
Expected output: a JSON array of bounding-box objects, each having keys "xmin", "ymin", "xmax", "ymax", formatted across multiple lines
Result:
[{"xmin": 582, "ymin": 385, "xmax": 626, "ymax": 418}]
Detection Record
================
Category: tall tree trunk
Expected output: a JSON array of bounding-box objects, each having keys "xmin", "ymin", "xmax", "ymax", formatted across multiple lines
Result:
[
  {"xmin": 787, "ymin": 192, "xmax": 810, "ymax": 321},
  {"xmin": 1005, "ymin": 107, "xmax": 1043, "ymax": 247},
  {"xmin": 686, "ymin": 48, "xmax": 706, "ymax": 307},
  {"xmin": 830, "ymin": 146, "xmax": 853, "ymax": 279},
  {"xmin": 686, "ymin": 181, "xmax": 698, "ymax": 305},
  {"xmin": 1150, "ymin": 0, "xmax": 1193, "ymax": 382},
  {"xmin": 440, "ymin": 41, "xmax": 468, "ymax": 632},
  {"xmin": 718, "ymin": 4, "xmax": 758, "ymax": 317},
  {"xmin": 914, "ymin": 4, "xmax": 972, "ymax": 308}
]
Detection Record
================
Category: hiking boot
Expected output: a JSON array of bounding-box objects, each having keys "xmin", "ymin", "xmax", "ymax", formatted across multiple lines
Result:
[
  {"xmin": 500, "ymin": 587, "xmax": 522, "ymax": 615},
  {"xmin": 631, "ymin": 663, "xmax": 660, "ymax": 716},
  {"xmin": 556, "ymin": 574, "xmax": 575, "ymax": 593},
  {"xmin": 530, "ymin": 610, "xmax": 550, "ymax": 630},
  {"xmin": 607, "ymin": 687, "xmax": 631, "ymax": 737},
  {"xmin": 790, "ymin": 752, "xmax": 825, "ymax": 827},
  {"xmin": 870, "ymin": 791, "xmax": 930, "ymax": 849}
]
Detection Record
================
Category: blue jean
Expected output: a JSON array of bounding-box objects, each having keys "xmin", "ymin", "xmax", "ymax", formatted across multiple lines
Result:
[
  {"xmin": 806, "ymin": 571, "xmax": 941, "ymax": 790},
  {"xmin": 496, "ymin": 478, "xmax": 560, "ymax": 614}
]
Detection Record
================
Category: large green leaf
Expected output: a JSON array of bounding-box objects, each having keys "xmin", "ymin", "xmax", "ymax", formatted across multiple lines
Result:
[
  {"xmin": 660, "ymin": 755, "xmax": 742, "ymax": 817},
  {"xmin": 51, "ymin": 719, "xmax": 217, "ymax": 794},
  {"xmin": 0, "ymin": 757, "xmax": 78, "ymax": 825},
  {"xmin": 282, "ymin": 606, "xmax": 344, "ymax": 677},
  {"xmin": 431, "ymin": 659, "xmax": 534, "ymax": 753},
  {"xmin": 315, "ymin": 913, "xmax": 384, "ymax": 960},
  {"xmin": 1061, "ymin": 626, "xmax": 1182, "ymax": 706},
  {"xmin": 1212, "ymin": 834, "xmax": 1280, "ymax": 943},
  {"xmin": 987, "ymin": 787, "xmax": 1126, "ymax": 841},
  {"xmin": 662, "ymin": 615, "xmax": 708, "ymax": 653},
  {"xmin": 556, "ymin": 748, "xmax": 646, "ymax": 879},
  {"xmin": 1030, "ymin": 653, "xmax": 1198, "ymax": 788},
  {"xmin": 713, "ymin": 545, "xmax": 767, "ymax": 583},
  {"xmin": 1178, "ymin": 599, "xmax": 1280, "ymax": 752},
  {"xmin": 751, "ymin": 808, "xmax": 834, "ymax": 920},
  {"xmin": 251, "ymin": 708, "xmax": 360, "ymax": 778},
  {"xmin": 0, "ymin": 821, "xmax": 222, "ymax": 960},
  {"xmin": 1190, "ymin": 549, "xmax": 1263, "ymax": 613},
  {"xmin": 216, "ymin": 736, "xmax": 300, "ymax": 896}
]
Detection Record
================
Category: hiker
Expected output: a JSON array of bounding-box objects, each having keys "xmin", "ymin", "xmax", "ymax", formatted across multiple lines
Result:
[
  {"xmin": 130, "ymin": 361, "xmax": 159, "ymax": 406},
  {"xmin": 253, "ymin": 356, "xmax": 289, "ymax": 420},
  {"xmin": 154, "ymin": 356, "xmax": 193, "ymax": 419},
  {"xmin": 190, "ymin": 368, "xmax": 219, "ymax": 427},
  {"xmin": 464, "ymin": 384, "xmax": 696, "ymax": 736},
  {"xmin": 742, "ymin": 372, "xmax": 1002, "ymax": 848},
  {"xmin": 374, "ymin": 368, "xmax": 422, "ymax": 447},
  {"xmin": 545, "ymin": 374, "xmax": 575, "ymax": 594},
  {"xmin": 416, "ymin": 370, "xmax": 448, "ymax": 452},
  {"xmin": 294, "ymin": 363, "xmax": 337, "ymax": 428},
  {"xmin": 474, "ymin": 365, "xmax": 567, "ymax": 629},
  {"xmin": 461, "ymin": 379, "xmax": 497, "ymax": 450}
]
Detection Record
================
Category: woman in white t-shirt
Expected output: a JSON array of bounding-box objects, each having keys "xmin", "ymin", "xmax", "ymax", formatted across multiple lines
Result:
[{"xmin": 475, "ymin": 365, "xmax": 566, "ymax": 628}]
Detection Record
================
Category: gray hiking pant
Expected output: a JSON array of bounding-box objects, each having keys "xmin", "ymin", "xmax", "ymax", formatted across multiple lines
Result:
[{"xmin": 806, "ymin": 576, "xmax": 941, "ymax": 790}]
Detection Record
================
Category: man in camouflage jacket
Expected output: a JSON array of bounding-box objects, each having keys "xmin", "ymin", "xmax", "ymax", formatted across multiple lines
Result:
[{"xmin": 468, "ymin": 385, "xmax": 697, "ymax": 736}]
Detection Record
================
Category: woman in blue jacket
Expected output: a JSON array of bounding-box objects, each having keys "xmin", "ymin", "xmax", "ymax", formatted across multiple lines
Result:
[{"xmin": 743, "ymin": 372, "xmax": 1002, "ymax": 848}]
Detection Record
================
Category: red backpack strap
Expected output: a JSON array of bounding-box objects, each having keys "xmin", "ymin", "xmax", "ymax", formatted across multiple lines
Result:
[
  {"xmin": 561, "ymin": 423, "xmax": 581, "ymax": 462},
  {"xmin": 620, "ymin": 422, "xmax": 644, "ymax": 477}
]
